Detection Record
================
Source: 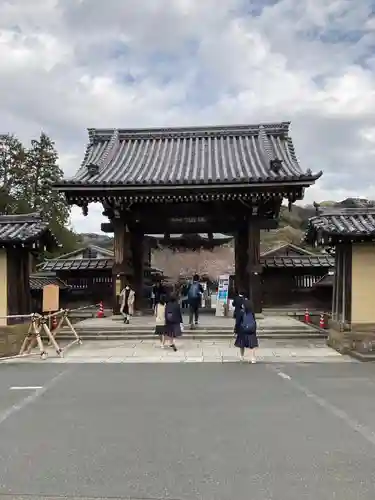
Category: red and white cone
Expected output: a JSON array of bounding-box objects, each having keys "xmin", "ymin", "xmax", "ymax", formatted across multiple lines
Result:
[
  {"xmin": 52, "ymin": 315, "xmax": 58, "ymax": 331},
  {"xmin": 304, "ymin": 308, "xmax": 310, "ymax": 323},
  {"xmin": 319, "ymin": 313, "xmax": 325, "ymax": 329},
  {"xmin": 97, "ymin": 301, "xmax": 104, "ymax": 318}
]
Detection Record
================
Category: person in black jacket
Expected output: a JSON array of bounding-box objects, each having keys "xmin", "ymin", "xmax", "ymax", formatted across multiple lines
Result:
[
  {"xmin": 164, "ymin": 293, "xmax": 183, "ymax": 351},
  {"xmin": 232, "ymin": 290, "xmax": 247, "ymax": 332}
]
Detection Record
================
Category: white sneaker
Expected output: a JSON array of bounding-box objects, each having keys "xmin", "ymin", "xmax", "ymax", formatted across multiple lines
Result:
[
  {"xmin": 251, "ymin": 358, "xmax": 256, "ymax": 364},
  {"xmin": 240, "ymin": 355, "xmax": 245, "ymax": 362}
]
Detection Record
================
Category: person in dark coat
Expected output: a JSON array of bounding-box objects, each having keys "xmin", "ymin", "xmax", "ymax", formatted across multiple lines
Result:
[
  {"xmin": 152, "ymin": 280, "xmax": 166, "ymax": 310},
  {"xmin": 232, "ymin": 290, "xmax": 247, "ymax": 332},
  {"xmin": 187, "ymin": 274, "xmax": 204, "ymax": 328},
  {"xmin": 164, "ymin": 292, "xmax": 183, "ymax": 351},
  {"xmin": 234, "ymin": 299, "xmax": 258, "ymax": 363}
]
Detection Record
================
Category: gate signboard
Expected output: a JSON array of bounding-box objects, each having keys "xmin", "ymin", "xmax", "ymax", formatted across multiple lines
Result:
[{"xmin": 215, "ymin": 274, "xmax": 229, "ymax": 317}]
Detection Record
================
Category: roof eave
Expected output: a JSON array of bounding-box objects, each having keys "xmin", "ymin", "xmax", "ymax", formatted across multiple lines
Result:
[{"xmin": 53, "ymin": 174, "xmax": 322, "ymax": 192}]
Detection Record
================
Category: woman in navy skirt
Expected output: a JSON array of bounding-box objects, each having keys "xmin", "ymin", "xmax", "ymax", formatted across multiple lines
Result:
[
  {"xmin": 164, "ymin": 293, "xmax": 183, "ymax": 351},
  {"xmin": 234, "ymin": 299, "xmax": 258, "ymax": 363}
]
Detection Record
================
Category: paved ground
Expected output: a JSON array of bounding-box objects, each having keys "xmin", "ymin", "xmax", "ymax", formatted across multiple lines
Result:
[
  {"xmin": 1, "ymin": 361, "xmax": 375, "ymax": 499},
  {"xmin": 1, "ymin": 339, "xmax": 349, "ymax": 363},
  {"xmin": 75, "ymin": 313, "xmax": 314, "ymax": 331}
]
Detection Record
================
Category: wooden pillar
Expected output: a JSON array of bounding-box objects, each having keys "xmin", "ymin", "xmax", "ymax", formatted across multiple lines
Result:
[
  {"xmin": 247, "ymin": 220, "xmax": 262, "ymax": 313},
  {"xmin": 112, "ymin": 218, "xmax": 131, "ymax": 314},
  {"xmin": 332, "ymin": 251, "xmax": 338, "ymax": 320},
  {"xmin": 130, "ymin": 230, "xmax": 145, "ymax": 312},
  {"xmin": 234, "ymin": 227, "xmax": 249, "ymax": 295}
]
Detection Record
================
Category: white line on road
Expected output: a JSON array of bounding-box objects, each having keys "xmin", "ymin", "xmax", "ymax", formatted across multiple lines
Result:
[
  {"xmin": 0, "ymin": 370, "xmax": 69, "ymax": 427},
  {"xmin": 269, "ymin": 365, "xmax": 375, "ymax": 447},
  {"xmin": 10, "ymin": 386, "xmax": 43, "ymax": 390}
]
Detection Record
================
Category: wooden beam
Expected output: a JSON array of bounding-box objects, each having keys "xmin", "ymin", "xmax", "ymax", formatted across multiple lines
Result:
[{"xmin": 101, "ymin": 218, "xmax": 278, "ymax": 234}]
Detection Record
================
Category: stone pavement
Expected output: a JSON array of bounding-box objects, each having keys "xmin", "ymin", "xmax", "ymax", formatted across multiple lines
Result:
[
  {"xmin": 1, "ymin": 338, "xmax": 354, "ymax": 363},
  {"xmin": 74, "ymin": 313, "xmax": 314, "ymax": 331}
]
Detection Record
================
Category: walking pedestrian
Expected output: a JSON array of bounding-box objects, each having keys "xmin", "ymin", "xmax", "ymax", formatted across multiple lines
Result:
[
  {"xmin": 187, "ymin": 274, "xmax": 204, "ymax": 329},
  {"xmin": 234, "ymin": 299, "xmax": 258, "ymax": 363},
  {"xmin": 152, "ymin": 280, "xmax": 166, "ymax": 311},
  {"xmin": 120, "ymin": 284, "xmax": 135, "ymax": 324},
  {"xmin": 154, "ymin": 294, "xmax": 167, "ymax": 348},
  {"xmin": 164, "ymin": 292, "xmax": 183, "ymax": 351},
  {"xmin": 232, "ymin": 290, "xmax": 247, "ymax": 332}
]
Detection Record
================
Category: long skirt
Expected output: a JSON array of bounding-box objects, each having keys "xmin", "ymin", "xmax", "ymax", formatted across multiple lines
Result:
[
  {"xmin": 154, "ymin": 325, "xmax": 166, "ymax": 336},
  {"xmin": 234, "ymin": 331, "xmax": 258, "ymax": 349},
  {"xmin": 164, "ymin": 322, "xmax": 182, "ymax": 338}
]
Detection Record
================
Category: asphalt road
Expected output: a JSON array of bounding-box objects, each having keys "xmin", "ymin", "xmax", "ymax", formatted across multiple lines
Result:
[{"xmin": 0, "ymin": 362, "xmax": 375, "ymax": 499}]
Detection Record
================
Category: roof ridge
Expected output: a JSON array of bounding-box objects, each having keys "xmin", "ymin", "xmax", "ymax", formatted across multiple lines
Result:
[
  {"xmin": 0, "ymin": 212, "xmax": 43, "ymax": 223},
  {"xmin": 87, "ymin": 122, "xmax": 291, "ymax": 140}
]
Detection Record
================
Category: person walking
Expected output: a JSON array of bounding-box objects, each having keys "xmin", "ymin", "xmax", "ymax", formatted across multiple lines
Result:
[
  {"xmin": 232, "ymin": 290, "xmax": 247, "ymax": 333},
  {"xmin": 187, "ymin": 274, "xmax": 204, "ymax": 329},
  {"xmin": 152, "ymin": 280, "xmax": 166, "ymax": 311},
  {"xmin": 154, "ymin": 294, "xmax": 167, "ymax": 348},
  {"xmin": 234, "ymin": 299, "xmax": 258, "ymax": 363},
  {"xmin": 164, "ymin": 292, "xmax": 183, "ymax": 351},
  {"xmin": 119, "ymin": 284, "xmax": 135, "ymax": 324}
]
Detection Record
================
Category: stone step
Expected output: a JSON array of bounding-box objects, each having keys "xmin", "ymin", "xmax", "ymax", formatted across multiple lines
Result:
[
  {"xmin": 56, "ymin": 331, "xmax": 326, "ymax": 341},
  {"xmin": 70, "ymin": 325, "xmax": 313, "ymax": 333}
]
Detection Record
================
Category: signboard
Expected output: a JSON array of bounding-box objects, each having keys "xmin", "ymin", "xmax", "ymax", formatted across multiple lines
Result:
[
  {"xmin": 215, "ymin": 274, "xmax": 229, "ymax": 317},
  {"xmin": 115, "ymin": 278, "xmax": 122, "ymax": 296},
  {"xmin": 42, "ymin": 284, "xmax": 59, "ymax": 312}
]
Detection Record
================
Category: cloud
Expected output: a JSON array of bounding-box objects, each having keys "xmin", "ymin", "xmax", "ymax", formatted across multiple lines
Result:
[{"xmin": 1, "ymin": 0, "xmax": 374, "ymax": 234}]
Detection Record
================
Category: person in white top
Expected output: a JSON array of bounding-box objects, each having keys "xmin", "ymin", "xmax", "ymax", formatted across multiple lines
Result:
[
  {"xmin": 119, "ymin": 284, "xmax": 135, "ymax": 324},
  {"xmin": 154, "ymin": 294, "xmax": 166, "ymax": 347}
]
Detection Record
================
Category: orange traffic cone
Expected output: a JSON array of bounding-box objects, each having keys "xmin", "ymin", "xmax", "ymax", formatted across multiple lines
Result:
[
  {"xmin": 304, "ymin": 308, "xmax": 310, "ymax": 323},
  {"xmin": 52, "ymin": 315, "xmax": 58, "ymax": 331},
  {"xmin": 97, "ymin": 301, "xmax": 104, "ymax": 318},
  {"xmin": 319, "ymin": 313, "xmax": 325, "ymax": 329}
]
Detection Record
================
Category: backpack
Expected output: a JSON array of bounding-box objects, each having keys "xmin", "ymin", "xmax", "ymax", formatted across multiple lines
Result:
[
  {"xmin": 188, "ymin": 282, "xmax": 201, "ymax": 300},
  {"xmin": 165, "ymin": 303, "xmax": 174, "ymax": 323},
  {"xmin": 241, "ymin": 312, "xmax": 256, "ymax": 334}
]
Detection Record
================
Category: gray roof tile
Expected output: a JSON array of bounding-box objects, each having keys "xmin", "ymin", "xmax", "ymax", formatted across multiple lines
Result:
[
  {"xmin": 29, "ymin": 274, "xmax": 69, "ymax": 290},
  {"xmin": 39, "ymin": 258, "xmax": 114, "ymax": 272},
  {"xmin": 59, "ymin": 122, "xmax": 321, "ymax": 187},
  {"xmin": 306, "ymin": 208, "xmax": 375, "ymax": 244},
  {"xmin": 0, "ymin": 213, "xmax": 58, "ymax": 248},
  {"xmin": 261, "ymin": 255, "xmax": 334, "ymax": 268}
]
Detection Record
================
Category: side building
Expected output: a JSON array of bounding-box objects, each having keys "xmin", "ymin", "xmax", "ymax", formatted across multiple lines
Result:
[
  {"xmin": 305, "ymin": 207, "xmax": 375, "ymax": 353},
  {"xmin": 0, "ymin": 213, "xmax": 58, "ymax": 325}
]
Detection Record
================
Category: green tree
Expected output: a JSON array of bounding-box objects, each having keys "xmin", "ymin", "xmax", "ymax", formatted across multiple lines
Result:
[
  {"xmin": 23, "ymin": 132, "xmax": 81, "ymax": 255},
  {"xmin": 0, "ymin": 134, "xmax": 27, "ymax": 214}
]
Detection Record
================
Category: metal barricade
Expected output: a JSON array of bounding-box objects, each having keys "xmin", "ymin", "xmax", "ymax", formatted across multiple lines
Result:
[{"xmin": 0, "ymin": 309, "xmax": 84, "ymax": 362}]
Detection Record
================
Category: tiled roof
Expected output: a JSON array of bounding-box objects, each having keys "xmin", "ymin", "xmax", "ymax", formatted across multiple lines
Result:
[
  {"xmin": 0, "ymin": 213, "xmax": 58, "ymax": 248},
  {"xmin": 29, "ymin": 274, "xmax": 69, "ymax": 290},
  {"xmin": 39, "ymin": 258, "xmax": 113, "ymax": 272},
  {"xmin": 261, "ymin": 255, "xmax": 334, "ymax": 268},
  {"xmin": 305, "ymin": 208, "xmax": 375, "ymax": 244},
  {"xmin": 58, "ymin": 122, "xmax": 321, "ymax": 187}
]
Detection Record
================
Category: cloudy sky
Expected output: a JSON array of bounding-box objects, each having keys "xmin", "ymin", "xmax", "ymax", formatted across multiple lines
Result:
[{"xmin": 1, "ymin": 0, "xmax": 375, "ymax": 233}]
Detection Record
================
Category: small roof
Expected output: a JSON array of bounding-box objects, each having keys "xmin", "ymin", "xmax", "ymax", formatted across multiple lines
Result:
[
  {"xmin": 261, "ymin": 255, "xmax": 334, "ymax": 268},
  {"xmin": 39, "ymin": 258, "xmax": 113, "ymax": 272},
  {"xmin": 313, "ymin": 272, "xmax": 334, "ymax": 287},
  {"xmin": 53, "ymin": 244, "xmax": 113, "ymax": 260},
  {"xmin": 305, "ymin": 207, "xmax": 375, "ymax": 245},
  {"xmin": 57, "ymin": 122, "xmax": 321, "ymax": 188},
  {"xmin": 0, "ymin": 213, "xmax": 58, "ymax": 249},
  {"xmin": 260, "ymin": 243, "xmax": 315, "ymax": 258},
  {"xmin": 29, "ymin": 274, "xmax": 70, "ymax": 290}
]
